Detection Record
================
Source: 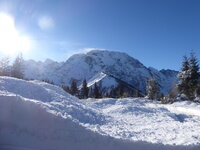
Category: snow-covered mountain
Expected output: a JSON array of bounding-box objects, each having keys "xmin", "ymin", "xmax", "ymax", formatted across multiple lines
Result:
[
  {"xmin": 24, "ymin": 59, "xmax": 63, "ymax": 81},
  {"xmin": 24, "ymin": 50, "xmax": 178, "ymax": 94}
]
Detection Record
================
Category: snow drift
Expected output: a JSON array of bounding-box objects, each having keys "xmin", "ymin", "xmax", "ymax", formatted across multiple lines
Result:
[
  {"xmin": 0, "ymin": 77, "xmax": 199, "ymax": 150},
  {"xmin": 86, "ymin": 98, "xmax": 200, "ymax": 145}
]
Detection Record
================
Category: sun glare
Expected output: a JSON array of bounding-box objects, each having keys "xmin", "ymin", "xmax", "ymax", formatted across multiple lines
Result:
[{"xmin": 0, "ymin": 13, "xmax": 31, "ymax": 55}]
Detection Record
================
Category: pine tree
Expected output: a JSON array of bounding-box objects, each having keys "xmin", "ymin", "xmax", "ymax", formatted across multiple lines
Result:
[
  {"xmin": 178, "ymin": 53, "xmax": 199, "ymax": 100},
  {"xmin": 93, "ymin": 82, "xmax": 101, "ymax": 98},
  {"xmin": 146, "ymin": 78, "xmax": 160, "ymax": 100},
  {"xmin": 188, "ymin": 52, "xmax": 199, "ymax": 99},
  {"xmin": 80, "ymin": 79, "xmax": 89, "ymax": 99},
  {"xmin": 88, "ymin": 87, "xmax": 94, "ymax": 98},
  {"xmin": 70, "ymin": 80, "xmax": 78, "ymax": 96},
  {"xmin": 11, "ymin": 54, "xmax": 24, "ymax": 79},
  {"xmin": 116, "ymin": 84, "xmax": 124, "ymax": 98},
  {"xmin": 133, "ymin": 90, "xmax": 139, "ymax": 98},
  {"xmin": 109, "ymin": 87, "xmax": 117, "ymax": 98},
  {"xmin": 177, "ymin": 56, "xmax": 190, "ymax": 99},
  {"xmin": 197, "ymin": 81, "xmax": 200, "ymax": 96},
  {"xmin": 0, "ymin": 56, "xmax": 10, "ymax": 76}
]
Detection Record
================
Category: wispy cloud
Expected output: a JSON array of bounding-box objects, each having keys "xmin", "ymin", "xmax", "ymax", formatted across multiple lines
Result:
[
  {"xmin": 54, "ymin": 40, "xmax": 108, "ymax": 60},
  {"xmin": 62, "ymin": 47, "xmax": 107, "ymax": 59},
  {"xmin": 38, "ymin": 16, "xmax": 54, "ymax": 30},
  {"xmin": 79, "ymin": 48, "xmax": 107, "ymax": 53}
]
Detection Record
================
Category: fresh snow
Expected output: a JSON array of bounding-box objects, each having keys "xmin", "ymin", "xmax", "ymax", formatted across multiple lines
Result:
[
  {"xmin": 85, "ymin": 98, "xmax": 200, "ymax": 145},
  {"xmin": 0, "ymin": 77, "xmax": 200, "ymax": 150}
]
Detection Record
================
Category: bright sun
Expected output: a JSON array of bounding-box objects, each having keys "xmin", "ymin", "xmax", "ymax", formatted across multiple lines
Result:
[{"xmin": 0, "ymin": 13, "xmax": 31, "ymax": 55}]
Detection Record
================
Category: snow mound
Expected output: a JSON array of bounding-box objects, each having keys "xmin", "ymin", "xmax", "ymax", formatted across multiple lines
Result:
[
  {"xmin": 0, "ymin": 77, "xmax": 199, "ymax": 150},
  {"xmin": 86, "ymin": 98, "xmax": 200, "ymax": 145},
  {"xmin": 0, "ymin": 94, "xmax": 119, "ymax": 150},
  {"xmin": 0, "ymin": 77, "xmax": 104, "ymax": 124}
]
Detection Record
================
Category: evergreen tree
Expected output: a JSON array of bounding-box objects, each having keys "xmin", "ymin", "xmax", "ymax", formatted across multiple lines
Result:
[
  {"xmin": 146, "ymin": 78, "xmax": 160, "ymax": 100},
  {"xmin": 88, "ymin": 87, "xmax": 94, "ymax": 98},
  {"xmin": 11, "ymin": 54, "xmax": 24, "ymax": 79},
  {"xmin": 80, "ymin": 79, "xmax": 89, "ymax": 99},
  {"xmin": 177, "ymin": 56, "xmax": 190, "ymax": 99},
  {"xmin": 116, "ymin": 84, "xmax": 124, "ymax": 98},
  {"xmin": 188, "ymin": 52, "xmax": 199, "ymax": 99},
  {"xmin": 0, "ymin": 56, "xmax": 10, "ymax": 76},
  {"xmin": 109, "ymin": 87, "xmax": 117, "ymax": 98},
  {"xmin": 197, "ymin": 81, "xmax": 200, "ymax": 96},
  {"xmin": 70, "ymin": 80, "xmax": 78, "ymax": 96},
  {"xmin": 178, "ymin": 53, "xmax": 199, "ymax": 100},
  {"xmin": 93, "ymin": 82, "xmax": 101, "ymax": 98},
  {"xmin": 133, "ymin": 90, "xmax": 139, "ymax": 98}
]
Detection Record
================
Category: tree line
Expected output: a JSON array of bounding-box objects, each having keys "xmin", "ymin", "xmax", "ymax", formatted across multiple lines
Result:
[
  {"xmin": 62, "ymin": 80, "xmax": 99, "ymax": 99},
  {"xmin": 61, "ymin": 79, "xmax": 142, "ymax": 99}
]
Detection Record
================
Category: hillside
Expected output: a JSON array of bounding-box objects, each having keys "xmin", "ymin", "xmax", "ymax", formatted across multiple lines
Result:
[
  {"xmin": 24, "ymin": 50, "xmax": 177, "ymax": 95},
  {"xmin": 0, "ymin": 77, "xmax": 200, "ymax": 150}
]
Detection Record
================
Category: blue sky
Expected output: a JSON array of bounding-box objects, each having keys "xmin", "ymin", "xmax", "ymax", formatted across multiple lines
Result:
[{"xmin": 0, "ymin": 0, "xmax": 200, "ymax": 70}]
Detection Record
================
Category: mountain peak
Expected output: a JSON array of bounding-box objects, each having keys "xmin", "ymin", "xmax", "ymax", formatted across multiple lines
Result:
[{"xmin": 24, "ymin": 50, "xmax": 178, "ymax": 94}]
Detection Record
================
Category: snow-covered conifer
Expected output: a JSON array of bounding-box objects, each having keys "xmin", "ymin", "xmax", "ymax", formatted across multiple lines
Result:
[
  {"xmin": 178, "ymin": 53, "xmax": 199, "ymax": 100},
  {"xmin": 146, "ymin": 78, "xmax": 160, "ymax": 100}
]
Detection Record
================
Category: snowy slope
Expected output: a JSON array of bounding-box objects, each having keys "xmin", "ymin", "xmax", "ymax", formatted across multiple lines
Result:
[
  {"xmin": 1, "ymin": 77, "xmax": 199, "ymax": 150},
  {"xmin": 87, "ymin": 72, "xmax": 118, "ymax": 92},
  {"xmin": 0, "ymin": 93, "xmax": 125, "ymax": 150},
  {"xmin": 0, "ymin": 77, "xmax": 122, "ymax": 150},
  {"xmin": 24, "ymin": 50, "xmax": 178, "ymax": 94},
  {"xmin": 86, "ymin": 98, "xmax": 200, "ymax": 145},
  {"xmin": 0, "ymin": 77, "xmax": 104, "ymax": 124}
]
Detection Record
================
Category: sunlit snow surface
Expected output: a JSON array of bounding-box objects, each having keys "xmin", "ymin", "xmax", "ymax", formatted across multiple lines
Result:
[
  {"xmin": 0, "ymin": 77, "xmax": 200, "ymax": 150},
  {"xmin": 85, "ymin": 98, "xmax": 200, "ymax": 145}
]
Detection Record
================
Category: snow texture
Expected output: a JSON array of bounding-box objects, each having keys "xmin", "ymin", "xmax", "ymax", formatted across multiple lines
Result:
[
  {"xmin": 0, "ymin": 77, "xmax": 199, "ymax": 150},
  {"xmin": 86, "ymin": 98, "xmax": 200, "ymax": 145}
]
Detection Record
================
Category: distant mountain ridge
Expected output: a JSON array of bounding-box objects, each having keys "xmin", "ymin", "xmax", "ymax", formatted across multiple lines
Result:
[{"xmin": 24, "ymin": 50, "xmax": 178, "ymax": 95}]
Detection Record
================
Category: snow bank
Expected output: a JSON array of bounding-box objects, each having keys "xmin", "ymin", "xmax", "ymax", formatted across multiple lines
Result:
[
  {"xmin": 0, "ymin": 77, "xmax": 104, "ymax": 124},
  {"xmin": 86, "ymin": 98, "xmax": 200, "ymax": 145},
  {"xmin": 0, "ymin": 94, "xmax": 117, "ymax": 150},
  {"xmin": 0, "ymin": 77, "xmax": 199, "ymax": 150}
]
